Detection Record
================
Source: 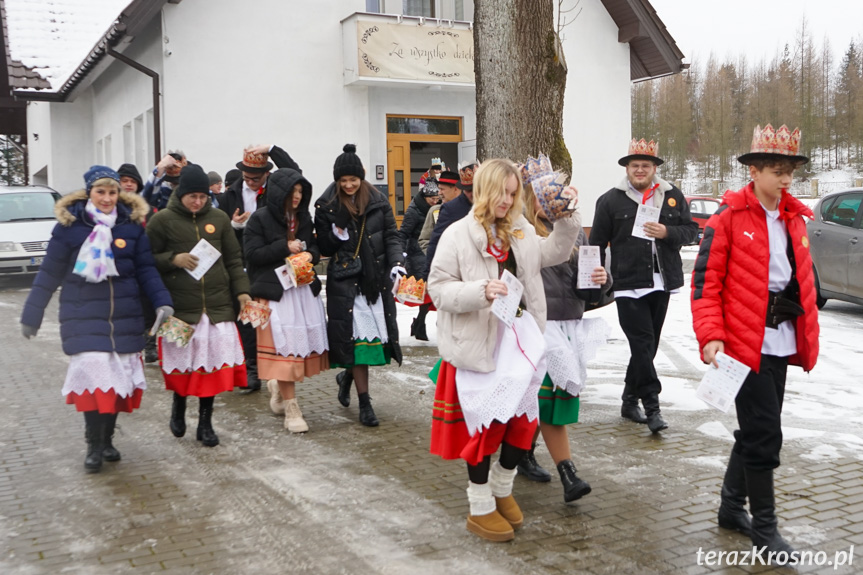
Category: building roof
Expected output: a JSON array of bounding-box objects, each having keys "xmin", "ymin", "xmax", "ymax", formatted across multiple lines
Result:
[{"xmin": 600, "ymin": 0, "xmax": 687, "ymax": 81}]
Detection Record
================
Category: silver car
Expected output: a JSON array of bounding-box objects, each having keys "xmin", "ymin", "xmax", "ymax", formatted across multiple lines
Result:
[
  {"xmin": 0, "ymin": 186, "xmax": 62, "ymax": 275},
  {"xmin": 807, "ymin": 187, "xmax": 863, "ymax": 308}
]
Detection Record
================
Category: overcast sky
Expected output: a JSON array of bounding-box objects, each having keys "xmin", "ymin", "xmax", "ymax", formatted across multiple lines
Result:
[{"xmin": 650, "ymin": 0, "xmax": 863, "ymax": 65}]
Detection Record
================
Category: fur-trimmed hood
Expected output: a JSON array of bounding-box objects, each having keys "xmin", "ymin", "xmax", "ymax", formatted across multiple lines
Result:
[{"xmin": 55, "ymin": 190, "xmax": 150, "ymax": 227}]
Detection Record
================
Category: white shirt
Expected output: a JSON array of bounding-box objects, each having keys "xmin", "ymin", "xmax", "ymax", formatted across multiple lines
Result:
[
  {"xmin": 241, "ymin": 181, "xmax": 259, "ymax": 215},
  {"xmin": 761, "ymin": 205, "xmax": 797, "ymax": 357}
]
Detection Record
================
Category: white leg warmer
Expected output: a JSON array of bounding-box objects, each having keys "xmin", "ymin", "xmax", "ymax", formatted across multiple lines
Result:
[
  {"xmin": 490, "ymin": 461, "xmax": 517, "ymax": 498},
  {"xmin": 466, "ymin": 481, "xmax": 496, "ymax": 516}
]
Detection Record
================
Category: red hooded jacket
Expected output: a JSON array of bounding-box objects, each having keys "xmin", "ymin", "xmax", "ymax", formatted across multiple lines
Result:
[{"xmin": 691, "ymin": 183, "xmax": 819, "ymax": 372}]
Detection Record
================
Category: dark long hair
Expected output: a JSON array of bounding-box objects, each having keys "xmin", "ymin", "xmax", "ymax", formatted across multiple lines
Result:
[{"xmin": 336, "ymin": 178, "xmax": 372, "ymax": 217}]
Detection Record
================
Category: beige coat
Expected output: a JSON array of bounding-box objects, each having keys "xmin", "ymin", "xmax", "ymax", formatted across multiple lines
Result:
[{"xmin": 428, "ymin": 208, "xmax": 581, "ymax": 372}]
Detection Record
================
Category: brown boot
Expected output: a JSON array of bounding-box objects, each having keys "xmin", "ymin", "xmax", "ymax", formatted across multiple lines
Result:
[
  {"xmin": 490, "ymin": 461, "xmax": 523, "ymax": 528},
  {"xmin": 465, "ymin": 482, "xmax": 514, "ymax": 542},
  {"xmin": 494, "ymin": 495, "xmax": 524, "ymax": 529}
]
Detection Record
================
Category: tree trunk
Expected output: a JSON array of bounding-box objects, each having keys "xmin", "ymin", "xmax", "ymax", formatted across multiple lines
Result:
[{"xmin": 474, "ymin": 0, "xmax": 571, "ymax": 175}]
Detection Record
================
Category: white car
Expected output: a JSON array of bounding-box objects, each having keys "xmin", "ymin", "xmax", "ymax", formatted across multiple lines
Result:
[{"xmin": 0, "ymin": 185, "xmax": 62, "ymax": 275}]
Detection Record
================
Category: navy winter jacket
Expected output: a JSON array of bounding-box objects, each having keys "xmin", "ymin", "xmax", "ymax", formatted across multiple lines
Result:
[{"xmin": 21, "ymin": 191, "xmax": 172, "ymax": 356}]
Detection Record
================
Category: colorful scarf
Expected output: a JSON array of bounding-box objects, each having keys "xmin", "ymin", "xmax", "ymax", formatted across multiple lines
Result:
[{"xmin": 73, "ymin": 200, "xmax": 119, "ymax": 283}]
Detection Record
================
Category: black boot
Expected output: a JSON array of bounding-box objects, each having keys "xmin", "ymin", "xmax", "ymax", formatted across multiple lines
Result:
[
  {"xmin": 358, "ymin": 392, "xmax": 379, "ymax": 427},
  {"xmin": 170, "ymin": 392, "xmax": 187, "ymax": 438},
  {"xmin": 718, "ymin": 450, "xmax": 751, "ymax": 536},
  {"xmin": 557, "ymin": 460, "xmax": 592, "ymax": 502},
  {"xmin": 642, "ymin": 393, "xmax": 668, "ymax": 433},
  {"xmin": 336, "ymin": 370, "xmax": 353, "ymax": 407},
  {"xmin": 83, "ymin": 411, "xmax": 103, "ymax": 473},
  {"xmin": 516, "ymin": 443, "xmax": 552, "ymax": 482},
  {"xmin": 144, "ymin": 335, "xmax": 159, "ymax": 364},
  {"xmin": 240, "ymin": 362, "xmax": 261, "ymax": 394},
  {"xmin": 101, "ymin": 413, "xmax": 121, "ymax": 462},
  {"xmin": 196, "ymin": 397, "xmax": 220, "ymax": 447},
  {"xmin": 413, "ymin": 305, "xmax": 430, "ymax": 341},
  {"xmin": 745, "ymin": 468, "xmax": 794, "ymax": 559},
  {"xmin": 621, "ymin": 380, "xmax": 647, "ymax": 423}
]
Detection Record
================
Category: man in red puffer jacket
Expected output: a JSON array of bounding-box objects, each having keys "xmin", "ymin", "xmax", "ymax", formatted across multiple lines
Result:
[{"xmin": 692, "ymin": 124, "xmax": 819, "ymax": 564}]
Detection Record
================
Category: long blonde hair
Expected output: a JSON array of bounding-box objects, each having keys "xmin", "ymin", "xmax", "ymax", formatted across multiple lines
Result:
[
  {"xmin": 522, "ymin": 181, "xmax": 550, "ymax": 238},
  {"xmin": 472, "ymin": 159, "xmax": 524, "ymax": 253}
]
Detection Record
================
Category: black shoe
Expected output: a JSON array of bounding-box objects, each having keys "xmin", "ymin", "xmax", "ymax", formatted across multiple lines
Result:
[
  {"xmin": 336, "ymin": 370, "xmax": 353, "ymax": 407},
  {"xmin": 516, "ymin": 444, "xmax": 552, "ymax": 483},
  {"xmin": 101, "ymin": 413, "xmax": 121, "ymax": 462},
  {"xmin": 413, "ymin": 319, "xmax": 429, "ymax": 341},
  {"xmin": 410, "ymin": 317, "xmax": 417, "ymax": 337},
  {"xmin": 646, "ymin": 412, "xmax": 668, "ymax": 433},
  {"xmin": 144, "ymin": 344, "xmax": 159, "ymax": 364},
  {"xmin": 170, "ymin": 392, "xmax": 187, "ymax": 438},
  {"xmin": 358, "ymin": 392, "xmax": 379, "ymax": 427},
  {"xmin": 621, "ymin": 403, "xmax": 648, "ymax": 424},
  {"xmin": 83, "ymin": 412, "xmax": 103, "ymax": 473},
  {"xmin": 557, "ymin": 460, "xmax": 592, "ymax": 502},
  {"xmin": 240, "ymin": 378, "xmax": 262, "ymax": 395},
  {"xmin": 718, "ymin": 450, "xmax": 751, "ymax": 536},
  {"xmin": 746, "ymin": 468, "xmax": 795, "ymax": 560},
  {"xmin": 196, "ymin": 399, "xmax": 220, "ymax": 447}
]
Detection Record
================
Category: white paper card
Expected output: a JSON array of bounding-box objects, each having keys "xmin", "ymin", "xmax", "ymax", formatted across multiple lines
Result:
[
  {"xmin": 491, "ymin": 269, "xmax": 524, "ymax": 328},
  {"xmin": 186, "ymin": 239, "xmax": 222, "ymax": 281},
  {"xmin": 695, "ymin": 352, "xmax": 751, "ymax": 413},
  {"xmin": 275, "ymin": 264, "xmax": 296, "ymax": 290},
  {"xmin": 632, "ymin": 204, "xmax": 661, "ymax": 241},
  {"xmin": 577, "ymin": 245, "xmax": 602, "ymax": 289}
]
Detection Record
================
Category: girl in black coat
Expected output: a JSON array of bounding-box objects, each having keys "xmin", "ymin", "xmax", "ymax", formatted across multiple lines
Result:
[
  {"xmin": 314, "ymin": 145, "xmax": 405, "ymax": 427},
  {"xmin": 244, "ymin": 169, "xmax": 328, "ymax": 433}
]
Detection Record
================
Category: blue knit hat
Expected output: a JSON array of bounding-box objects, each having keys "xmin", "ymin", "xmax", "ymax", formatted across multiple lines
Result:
[{"xmin": 84, "ymin": 165, "xmax": 120, "ymax": 192}]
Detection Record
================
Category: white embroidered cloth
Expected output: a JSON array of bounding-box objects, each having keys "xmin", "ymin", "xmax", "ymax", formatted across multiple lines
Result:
[
  {"xmin": 268, "ymin": 284, "xmax": 329, "ymax": 357},
  {"xmin": 160, "ymin": 314, "xmax": 245, "ymax": 373},
  {"xmin": 455, "ymin": 312, "xmax": 546, "ymax": 435},
  {"xmin": 352, "ymin": 294, "xmax": 388, "ymax": 343},
  {"xmin": 62, "ymin": 352, "xmax": 145, "ymax": 397},
  {"xmin": 544, "ymin": 317, "xmax": 610, "ymax": 397}
]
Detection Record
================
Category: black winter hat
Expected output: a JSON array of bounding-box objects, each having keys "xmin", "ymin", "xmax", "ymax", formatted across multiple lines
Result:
[
  {"xmin": 225, "ymin": 169, "xmax": 241, "ymax": 189},
  {"xmin": 175, "ymin": 164, "xmax": 211, "ymax": 200},
  {"xmin": 333, "ymin": 144, "xmax": 365, "ymax": 181},
  {"xmin": 117, "ymin": 163, "xmax": 143, "ymax": 192}
]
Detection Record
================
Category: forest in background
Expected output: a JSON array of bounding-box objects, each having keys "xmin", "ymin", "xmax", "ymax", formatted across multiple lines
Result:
[{"xmin": 632, "ymin": 18, "xmax": 863, "ymax": 193}]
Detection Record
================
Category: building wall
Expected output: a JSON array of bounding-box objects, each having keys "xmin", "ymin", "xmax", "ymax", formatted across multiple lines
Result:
[{"xmin": 26, "ymin": 102, "xmax": 52, "ymax": 186}]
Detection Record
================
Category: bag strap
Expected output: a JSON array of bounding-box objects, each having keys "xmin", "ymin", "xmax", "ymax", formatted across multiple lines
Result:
[{"xmin": 353, "ymin": 214, "xmax": 367, "ymax": 258}]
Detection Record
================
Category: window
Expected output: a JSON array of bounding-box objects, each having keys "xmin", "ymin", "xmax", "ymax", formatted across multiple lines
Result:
[
  {"xmin": 403, "ymin": 0, "xmax": 434, "ymax": 17},
  {"xmin": 0, "ymin": 193, "xmax": 58, "ymax": 223},
  {"xmin": 824, "ymin": 193, "xmax": 863, "ymax": 228},
  {"xmin": 365, "ymin": 0, "xmax": 380, "ymax": 11},
  {"xmin": 387, "ymin": 116, "xmax": 460, "ymax": 135}
]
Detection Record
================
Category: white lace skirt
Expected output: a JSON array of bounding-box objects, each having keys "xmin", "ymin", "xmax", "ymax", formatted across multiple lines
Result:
[
  {"xmin": 455, "ymin": 312, "xmax": 547, "ymax": 435},
  {"xmin": 352, "ymin": 294, "xmax": 388, "ymax": 343},
  {"xmin": 268, "ymin": 284, "xmax": 329, "ymax": 357},
  {"xmin": 544, "ymin": 318, "xmax": 610, "ymax": 397},
  {"xmin": 62, "ymin": 352, "xmax": 146, "ymax": 398},
  {"xmin": 160, "ymin": 314, "xmax": 245, "ymax": 373}
]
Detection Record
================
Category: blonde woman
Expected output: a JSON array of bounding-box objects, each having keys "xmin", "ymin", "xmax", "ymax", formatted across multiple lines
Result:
[{"xmin": 427, "ymin": 159, "xmax": 579, "ymax": 542}]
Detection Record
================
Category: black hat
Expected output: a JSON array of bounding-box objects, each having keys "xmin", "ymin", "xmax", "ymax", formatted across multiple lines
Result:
[
  {"xmin": 618, "ymin": 139, "xmax": 664, "ymax": 167},
  {"xmin": 438, "ymin": 170, "xmax": 460, "ymax": 186},
  {"xmin": 225, "ymin": 169, "xmax": 241, "ymax": 188},
  {"xmin": 117, "ymin": 163, "xmax": 143, "ymax": 192},
  {"xmin": 737, "ymin": 124, "xmax": 809, "ymax": 166},
  {"xmin": 421, "ymin": 178, "xmax": 440, "ymax": 197},
  {"xmin": 333, "ymin": 144, "xmax": 365, "ymax": 181},
  {"xmin": 175, "ymin": 164, "xmax": 211, "ymax": 200},
  {"xmin": 236, "ymin": 149, "xmax": 273, "ymax": 173}
]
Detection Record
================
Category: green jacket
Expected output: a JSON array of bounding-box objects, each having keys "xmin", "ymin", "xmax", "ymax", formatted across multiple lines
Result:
[{"xmin": 146, "ymin": 194, "xmax": 250, "ymax": 325}]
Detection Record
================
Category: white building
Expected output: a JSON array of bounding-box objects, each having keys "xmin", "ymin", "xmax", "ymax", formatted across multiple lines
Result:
[{"xmin": 2, "ymin": 0, "xmax": 685, "ymax": 226}]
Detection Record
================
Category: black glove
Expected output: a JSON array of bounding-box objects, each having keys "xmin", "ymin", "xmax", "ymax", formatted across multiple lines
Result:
[{"xmin": 333, "ymin": 204, "xmax": 352, "ymax": 230}]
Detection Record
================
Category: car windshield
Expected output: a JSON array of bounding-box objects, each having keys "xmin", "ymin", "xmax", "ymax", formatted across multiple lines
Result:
[
  {"xmin": 0, "ymin": 192, "xmax": 58, "ymax": 223},
  {"xmin": 702, "ymin": 200, "xmax": 720, "ymax": 215}
]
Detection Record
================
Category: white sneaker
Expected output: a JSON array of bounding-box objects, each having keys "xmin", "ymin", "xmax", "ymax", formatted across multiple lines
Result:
[
  {"xmin": 267, "ymin": 379, "xmax": 284, "ymax": 414},
  {"xmin": 284, "ymin": 398, "xmax": 309, "ymax": 433}
]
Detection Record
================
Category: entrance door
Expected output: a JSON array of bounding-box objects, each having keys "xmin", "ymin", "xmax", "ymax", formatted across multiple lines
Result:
[{"xmin": 386, "ymin": 142, "xmax": 410, "ymax": 222}]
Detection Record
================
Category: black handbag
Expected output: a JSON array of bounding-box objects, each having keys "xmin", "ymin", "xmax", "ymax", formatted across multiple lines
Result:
[{"xmin": 328, "ymin": 215, "xmax": 366, "ymax": 280}]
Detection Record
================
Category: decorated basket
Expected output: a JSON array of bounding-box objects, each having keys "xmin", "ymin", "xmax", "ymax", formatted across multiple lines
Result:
[
  {"xmin": 237, "ymin": 300, "xmax": 271, "ymax": 328},
  {"xmin": 520, "ymin": 153, "xmax": 577, "ymax": 223},
  {"xmin": 287, "ymin": 254, "xmax": 316, "ymax": 286},
  {"xmin": 156, "ymin": 316, "xmax": 196, "ymax": 348},
  {"xmin": 396, "ymin": 276, "xmax": 427, "ymax": 305}
]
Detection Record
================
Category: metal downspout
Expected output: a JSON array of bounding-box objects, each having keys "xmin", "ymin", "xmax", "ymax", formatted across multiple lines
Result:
[{"xmin": 106, "ymin": 48, "xmax": 162, "ymax": 159}]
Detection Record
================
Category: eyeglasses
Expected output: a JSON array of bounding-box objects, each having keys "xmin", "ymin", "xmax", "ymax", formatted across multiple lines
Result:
[{"xmin": 243, "ymin": 173, "xmax": 266, "ymax": 183}]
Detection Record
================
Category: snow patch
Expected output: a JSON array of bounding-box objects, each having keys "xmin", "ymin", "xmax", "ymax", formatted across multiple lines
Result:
[{"xmin": 697, "ymin": 421, "xmax": 734, "ymax": 441}]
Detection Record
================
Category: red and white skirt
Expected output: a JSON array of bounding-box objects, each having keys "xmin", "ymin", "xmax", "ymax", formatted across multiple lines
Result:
[{"xmin": 62, "ymin": 352, "xmax": 146, "ymax": 414}]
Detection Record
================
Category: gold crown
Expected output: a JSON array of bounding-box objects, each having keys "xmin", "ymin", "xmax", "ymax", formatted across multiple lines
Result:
[
  {"xmin": 748, "ymin": 124, "xmax": 802, "ymax": 156},
  {"xmin": 396, "ymin": 276, "xmax": 426, "ymax": 303},
  {"xmin": 627, "ymin": 138, "xmax": 660, "ymax": 159},
  {"xmin": 242, "ymin": 149, "xmax": 270, "ymax": 169},
  {"xmin": 519, "ymin": 153, "xmax": 554, "ymax": 184}
]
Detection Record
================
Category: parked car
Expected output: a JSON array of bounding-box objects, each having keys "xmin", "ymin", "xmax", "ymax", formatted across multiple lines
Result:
[
  {"xmin": 685, "ymin": 196, "xmax": 721, "ymax": 244},
  {"xmin": 0, "ymin": 186, "xmax": 62, "ymax": 275},
  {"xmin": 807, "ymin": 187, "xmax": 863, "ymax": 308}
]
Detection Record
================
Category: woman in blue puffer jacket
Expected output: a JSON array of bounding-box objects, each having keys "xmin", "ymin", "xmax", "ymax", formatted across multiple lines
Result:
[{"xmin": 20, "ymin": 166, "xmax": 173, "ymax": 474}]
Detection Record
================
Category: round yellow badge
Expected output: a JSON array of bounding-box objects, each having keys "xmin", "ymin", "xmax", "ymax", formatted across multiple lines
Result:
[
  {"xmin": 668, "ymin": 198, "xmax": 677, "ymax": 207},
  {"xmin": 513, "ymin": 229, "xmax": 524, "ymax": 239},
  {"xmin": 802, "ymin": 236, "xmax": 809, "ymax": 248},
  {"xmin": 114, "ymin": 238, "xmax": 126, "ymax": 249},
  {"xmin": 205, "ymin": 224, "xmax": 216, "ymax": 234}
]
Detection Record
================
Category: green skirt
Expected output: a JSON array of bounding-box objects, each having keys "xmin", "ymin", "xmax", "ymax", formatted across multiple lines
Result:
[
  {"xmin": 538, "ymin": 374, "xmax": 580, "ymax": 425},
  {"xmin": 331, "ymin": 338, "xmax": 392, "ymax": 369}
]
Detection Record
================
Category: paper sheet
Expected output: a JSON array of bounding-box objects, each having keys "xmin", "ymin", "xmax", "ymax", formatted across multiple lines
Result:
[
  {"xmin": 275, "ymin": 263, "xmax": 296, "ymax": 290},
  {"xmin": 185, "ymin": 239, "xmax": 222, "ymax": 281},
  {"xmin": 491, "ymin": 269, "xmax": 524, "ymax": 328},
  {"xmin": 632, "ymin": 204, "xmax": 661, "ymax": 241},
  {"xmin": 577, "ymin": 245, "xmax": 602, "ymax": 289},
  {"xmin": 695, "ymin": 352, "xmax": 751, "ymax": 413}
]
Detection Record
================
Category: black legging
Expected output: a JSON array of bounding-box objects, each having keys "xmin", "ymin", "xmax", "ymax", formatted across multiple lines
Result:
[{"xmin": 466, "ymin": 442, "xmax": 526, "ymax": 484}]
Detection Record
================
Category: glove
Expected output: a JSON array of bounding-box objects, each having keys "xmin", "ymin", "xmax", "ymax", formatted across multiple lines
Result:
[
  {"xmin": 333, "ymin": 204, "xmax": 352, "ymax": 230},
  {"xmin": 390, "ymin": 265, "xmax": 407, "ymax": 281},
  {"xmin": 173, "ymin": 253, "xmax": 199, "ymax": 270},
  {"xmin": 237, "ymin": 294, "xmax": 252, "ymax": 309},
  {"xmin": 149, "ymin": 305, "xmax": 174, "ymax": 336},
  {"xmin": 22, "ymin": 324, "xmax": 38, "ymax": 339}
]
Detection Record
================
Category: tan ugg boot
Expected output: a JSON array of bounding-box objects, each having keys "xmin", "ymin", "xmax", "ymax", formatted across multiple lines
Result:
[
  {"xmin": 284, "ymin": 398, "xmax": 308, "ymax": 433},
  {"xmin": 465, "ymin": 482, "xmax": 514, "ymax": 542},
  {"xmin": 267, "ymin": 379, "xmax": 285, "ymax": 415},
  {"xmin": 490, "ymin": 461, "xmax": 523, "ymax": 529}
]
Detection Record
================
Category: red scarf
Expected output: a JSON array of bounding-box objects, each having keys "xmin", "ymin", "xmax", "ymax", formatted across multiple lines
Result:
[{"xmin": 642, "ymin": 182, "xmax": 660, "ymax": 205}]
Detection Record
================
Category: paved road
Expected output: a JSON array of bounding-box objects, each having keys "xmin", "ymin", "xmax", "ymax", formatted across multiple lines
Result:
[{"xmin": 1, "ymin": 273, "xmax": 860, "ymax": 575}]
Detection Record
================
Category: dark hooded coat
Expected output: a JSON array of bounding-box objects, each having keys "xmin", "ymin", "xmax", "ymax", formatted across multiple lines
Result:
[{"xmin": 398, "ymin": 192, "xmax": 434, "ymax": 279}]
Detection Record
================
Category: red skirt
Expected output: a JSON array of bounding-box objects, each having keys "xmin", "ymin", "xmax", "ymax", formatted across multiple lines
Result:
[
  {"xmin": 160, "ymin": 339, "xmax": 246, "ymax": 398},
  {"xmin": 66, "ymin": 388, "xmax": 144, "ymax": 414},
  {"xmin": 430, "ymin": 360, "xmax": 537, "ymax": 466}
]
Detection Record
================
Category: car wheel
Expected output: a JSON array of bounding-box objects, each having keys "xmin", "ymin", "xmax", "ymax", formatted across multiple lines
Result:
[{"xmin": 813, "ymin": 267, "xmax": 827, "ymax": 309}]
